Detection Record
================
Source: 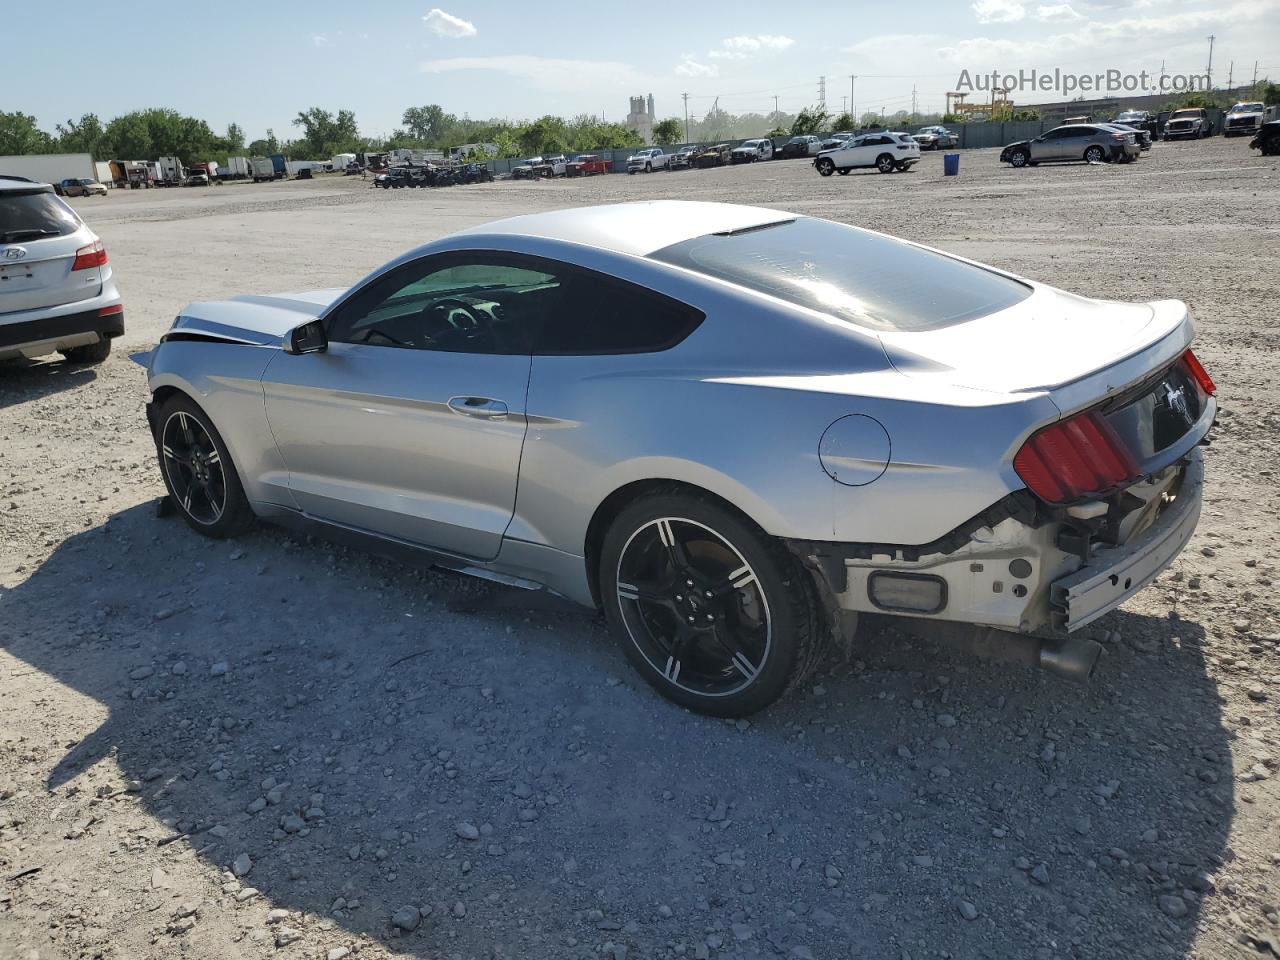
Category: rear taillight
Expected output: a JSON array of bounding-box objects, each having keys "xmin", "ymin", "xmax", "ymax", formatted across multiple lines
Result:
[
  {"xmin": 1182, "ymin": 349, "xmax": 1215, "ymax": 396},
  {"xmin": 72, "ymin": 240, "xmax": 107, "ymax": 271},
  {"xmin": 1014, "ymin": 410, "xmax": 1140, "ymax": 505}
]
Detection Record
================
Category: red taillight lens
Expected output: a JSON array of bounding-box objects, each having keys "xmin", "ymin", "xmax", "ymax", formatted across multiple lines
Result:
[
  {"xmin": 1182, "ymin": 349, "xmax": 1215, "ymax": 396},
  {"xmin": 98, "ymin": 303, "xmax": 123, "ymax": 317},
  {"xmin": 1014, "ymin": 411, "xmax": 1140, "ymax": 505},
  {"xmin": 72, "ymin": 240, "xmax": 108, "ymax": 271}
]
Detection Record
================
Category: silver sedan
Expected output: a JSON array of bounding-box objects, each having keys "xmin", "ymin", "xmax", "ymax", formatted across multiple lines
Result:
[{"xmin": 145, "ymin": 201, "xmax": 1214, "ymax": 716}]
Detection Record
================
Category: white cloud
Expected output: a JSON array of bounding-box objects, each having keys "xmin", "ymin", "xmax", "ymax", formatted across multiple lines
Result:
[
  {"xmin": 1037, "ymin": 3, "xmax": 1084, "ymax": 20},
  {"xmin": 312, "ymin": 33, "xmax": 333, "ymax": 47},
  {"xmin": 423, "ymin": 8, "xmax": 477, "ymax": 38},
  {"xmin": 708, "ymin": 34, "xmax": 795, "ymax": 59},
  {"xmin": 972, "ymin": 0, "xmax": 1026, "ymax": 22},
  {"xmin": 421, "ymin": 55, "xmax": 643, "ymax": 89},
  {"xmin": 675, "ymin": 57, "xmax": 719, "ymax": 77}
]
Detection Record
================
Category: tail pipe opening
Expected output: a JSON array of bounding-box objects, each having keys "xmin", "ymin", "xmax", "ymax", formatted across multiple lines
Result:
[{"xmin": 911, "ymin": 621, "xmax": 1102, "ymax": 682}]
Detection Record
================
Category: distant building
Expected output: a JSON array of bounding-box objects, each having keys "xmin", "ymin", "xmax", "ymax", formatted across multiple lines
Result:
[{"xmin": 626, "ymin": 94, "xmax": 655, "ymax": 143}]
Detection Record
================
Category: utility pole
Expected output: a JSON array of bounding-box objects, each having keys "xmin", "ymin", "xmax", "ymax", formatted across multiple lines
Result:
[
  {"xmin": 682, "ymin": 93, "xmax": 690, "ymax": 143},
  {"xmin": 1206, "ymin": 35, "xmax": 1215, "ymax": 89},
  {"xmin": 842, "ymin": 96, "xmax": 848, "ymax": 115},
  {"xmin": 1227, "ymin": 60, "xmax": 1234, "ymax": 90},
  {"xmin": 1253, "ymin": 61, "xmax": 1259, "ymax": 86},
  {"xmin": 818, "ymin": 76, "xmax": 827, "ymax": 112},
  {"xmin": 773, "ymin": 95, "xmax": 779, "ymax": 123},
  {"xmin": 849, "ymin": 75, "xmax": 858, "ymax": 124},
  {"xmin": 912, "ymin": 84, "xmax": 918, "ymax": 120}
]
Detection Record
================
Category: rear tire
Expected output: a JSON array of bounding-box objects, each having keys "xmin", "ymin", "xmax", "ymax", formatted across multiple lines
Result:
[
  {"xmin": 1084, "ymin": 145, "xmax": 1105, "ymax": 163},
  {"xmin": 598, "ymin": 491, "xmax": 828, "ymax": 717},
  {"xmin": 155, "ymin": 393, "xmax": 254, "ymax": 539},
  {"xmin": 876, "ymin": 154, "xmax": 895, "ymax": 173},
  {"xmin": 60, "ymin": 338, "xmax": 111, "ymax": 364}
]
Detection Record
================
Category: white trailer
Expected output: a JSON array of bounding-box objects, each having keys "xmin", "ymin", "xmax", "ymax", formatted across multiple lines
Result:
[
  {"xmin": 250, "ymin": 157, "xmax": 276, "ymax": 182},
  {"xmin": 0, "ymin": 153, "xmax": 96, "ymax": 186},
  {"xmin": 330, "ymin": 152, "xmax": 356, "ymax": 171},
  {"xmin": 93, "ymin": 161, "xmax": 113, "ymax": 186},
  {"xmin": 157, "ymin": 156, "xmax": 184, "ymax": 186},
  {"xmin": 222, "ymin": 156, "xmax": 250, "ymax": 179}
]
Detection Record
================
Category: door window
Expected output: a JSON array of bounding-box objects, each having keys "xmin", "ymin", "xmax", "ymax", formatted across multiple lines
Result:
[{"xmin": 326, "ymin": 253, "xmax": 704, "ymax": 356}]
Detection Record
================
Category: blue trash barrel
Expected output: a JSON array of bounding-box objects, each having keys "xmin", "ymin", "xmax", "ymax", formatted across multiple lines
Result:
[{"xmin": 943, "ymin": 153, "xmax": 960, "ymax": 176}]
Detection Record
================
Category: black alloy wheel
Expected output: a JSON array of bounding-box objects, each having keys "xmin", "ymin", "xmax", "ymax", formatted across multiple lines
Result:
[
  {"xmin": 600, "ymin": 493, "xmax": 827, "ymax": 716},
  {"xmin": 156, "ymin": 394, "xmax": 254, "ymax": 538}
]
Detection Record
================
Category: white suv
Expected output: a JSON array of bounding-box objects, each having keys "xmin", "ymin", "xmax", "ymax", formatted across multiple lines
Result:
[
  {"xmin": 0, "ymin": 177, "xmax": 122, "ymax": 364},
  {"xmin": 814, "ymin": 132, "xmax": 921, "ymax": 175},
  {"xmin": 626, "ymin": 148, "xmax": 669, "ymax": 173}
]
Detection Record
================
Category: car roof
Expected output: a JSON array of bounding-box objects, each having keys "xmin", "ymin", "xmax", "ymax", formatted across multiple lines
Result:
[
  {"xmin": 0, "ymin": 175, "xmax": 53, "ymax": 194},
  {"xmin": 451, "ymin": 201, "xmax": 796, "ymax": 258}
]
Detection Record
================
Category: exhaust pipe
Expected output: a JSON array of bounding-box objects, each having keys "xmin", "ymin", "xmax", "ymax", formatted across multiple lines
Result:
[
  {"xmin": 1036, "ymin": 635, "xmax": 1102, "ymax": 682},
  {"xmin": 909, "ymin": 621, "xmax": 1102, "ymax": 682}
]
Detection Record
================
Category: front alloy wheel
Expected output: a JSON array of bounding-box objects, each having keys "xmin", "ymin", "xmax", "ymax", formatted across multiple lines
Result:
[
  {"xmin": 816, "ymin": 158, "xmax": 835, "ymax": 176},
  {"xmin": 156, "ymin": 394, "xmax": 254, "ymax": 538},
  {"xmin": 1009, "ymin": 149, "xmax": 1029, "ymax": 168},
  {"xmin": 600, "ymin": 493, "xmax": 827, "ymax": 716}
]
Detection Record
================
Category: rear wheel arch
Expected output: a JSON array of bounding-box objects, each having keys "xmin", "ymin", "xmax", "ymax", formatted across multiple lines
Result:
[{"xmin": 584, "ymin": 479, "xmax": 771, "ymax": 610}]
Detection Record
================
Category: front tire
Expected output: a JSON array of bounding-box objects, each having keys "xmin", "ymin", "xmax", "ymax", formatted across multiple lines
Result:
[
  {"xmin": 155, "ymin": 393, "xmax": 254, "ymax": 538},
  {"xmin": 1008, "ymin": 149, "xmax": 1029, "ymax": 168},
  {"xmin": 599, "ymin": 492, "xmax": 827, "ymax": 717},
  {"xmin": 815, "ymin": 158, "xmax": 835, "ymax": 177},
  {"xmin": 60, "ymin": 338, "xmax": 111, "ymax": 364}
]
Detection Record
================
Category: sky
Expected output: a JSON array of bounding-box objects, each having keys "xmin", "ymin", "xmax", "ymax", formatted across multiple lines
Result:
[{"xmin": 10, "ymin": 0, "xmax": 1279, "ymax": 141}]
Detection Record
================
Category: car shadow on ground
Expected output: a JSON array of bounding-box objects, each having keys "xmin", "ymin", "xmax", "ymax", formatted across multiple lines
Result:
[
  {"xmin": 0, "ymin": 357, "xmax": 99, "ymax": 409},
  {"xmin": 2, "ymin": 501, "xmax": 1232, "ymax": 959}
]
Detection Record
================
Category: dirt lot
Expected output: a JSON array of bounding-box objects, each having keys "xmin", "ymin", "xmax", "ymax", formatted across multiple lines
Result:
[{"xmin": 2, "ymin": 139, "xmax": 1278, "ymax": 960}]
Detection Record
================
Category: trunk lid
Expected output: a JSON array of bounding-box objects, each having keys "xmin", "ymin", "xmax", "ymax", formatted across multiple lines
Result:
[{"xmin": 878, "ymin": 285, "xmax": 1193, "ymax": 409}]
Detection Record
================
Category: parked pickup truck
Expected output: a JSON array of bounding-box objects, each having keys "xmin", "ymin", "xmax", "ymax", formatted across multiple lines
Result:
[
  {"xmin": 1223, "ymin": 101, "xmax": 1266, "ymax": 137},
  {"xmin": 626, "ymin": 147, "xmax": 669, "ymax": 173},
  {"xmin": 531, "ymin": 155, "xmax": 568, "ymax": 178},
  {"xmin": 1164, "ymin": 108, "xmax": 1211, "ymax": 139},
  {"xmin": 566, "ymin": 154, "xmax": 609, "ymax": 176}
]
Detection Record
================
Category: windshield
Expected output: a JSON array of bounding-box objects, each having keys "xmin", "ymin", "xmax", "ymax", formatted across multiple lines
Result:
[
  {"xmin": 1171, "ymin": 110, "xmax": 1200, "ymax": 118},
  {"xmin": 1232, "ymin": 103, "xmax": 1264, "ymax": 112},
  {"xmin": 1117, "ymin": 112, "xmax": 1143, "ymax": 121},
  {"xmin": 650, "ymin": 217, "xmax": 1031, "ymax": 333},
  {"xmin": 0, "ymin": 190, "xmax": 81, "ymax": 242}
]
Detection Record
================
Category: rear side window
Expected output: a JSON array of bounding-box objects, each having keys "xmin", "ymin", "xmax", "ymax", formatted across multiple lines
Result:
[
  {"xmin": 539, "ymin": 268, "xmax": 704, "ymax": 355},
  {"xmin": 649, "ymin": 217, "xmax": 1031, "ymax": 333},
  {"xmin": 0, "ymin": 190, "xmax": 81, "ymax": 242}
]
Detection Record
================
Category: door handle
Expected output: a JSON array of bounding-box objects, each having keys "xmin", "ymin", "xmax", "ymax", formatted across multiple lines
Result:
[{"xmin": 447, "ymin": 396, "xmax": 508, "ymax": 419}]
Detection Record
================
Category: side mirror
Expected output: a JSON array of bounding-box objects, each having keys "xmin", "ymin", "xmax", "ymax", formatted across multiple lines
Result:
[{"xmin": 284, "ymin": 319, "xmax": 327, "ymax": 355}]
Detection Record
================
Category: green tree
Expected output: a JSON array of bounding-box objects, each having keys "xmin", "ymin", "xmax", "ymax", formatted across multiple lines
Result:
[
  {"xmin": 651, "ymin": 118, "xmax": 682, "ymax": 145},
  {"xmin": 402, "ymin": 105, "xmax": 451, "ymax": 142},
  {"xmin": 221, "ymin": 123, "xmax": 245, "ymax": 152},
  {"xmin": 102, "ymin": 112, "xmax": 152, "ymax": 159},
  {"xmin": 791, "ymin": 106, "xmax": 831, "ymax": 135},
  {"xmin": 0, "ymin": 111, "xmax": 54, "ymax": 154},
  {"xmin": 517, "ymin": 115, "xmax": 570, "ymax": 155},
  {"xmin": 858, "ymin": 111, "xmax": 883, "ymax": 129},
  {"xmin": 941, "ymin": 113, "xmax": 964, "ymax": 125},
  {"xmin": 830, "ymin": 112, "xmax": 854, "ymax": 132},
  {"xmin": 1256, "ymin": 81, "xmax": 1278, "ymax": 105},
  {"xmin": 492, "ymin": 130, "xmax": 523, "ymax": 158},
  {"xmin": 292, "ymin": 108, "xmax": 360, "ymax": 157},
  {"xmin": 55, "ymin": 114, "xmax": 107, "ymax": 156}
]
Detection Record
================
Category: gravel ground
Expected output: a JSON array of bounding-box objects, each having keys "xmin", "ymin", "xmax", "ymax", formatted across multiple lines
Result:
[{"xmin": 1, "ymin": 139, "xmax": 1278, "ymax": 960}]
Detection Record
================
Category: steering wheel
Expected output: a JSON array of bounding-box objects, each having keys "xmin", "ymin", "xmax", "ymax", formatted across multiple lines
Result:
[{"xmin": 431, "ymin": 298, "xmax": 483, "ymax": 332}]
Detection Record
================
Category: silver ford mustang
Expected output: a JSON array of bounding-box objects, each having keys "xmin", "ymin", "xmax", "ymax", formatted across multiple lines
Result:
[{"xmin": 145, "ymin": 201, "xmax": 1215, "ymax": 716}]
